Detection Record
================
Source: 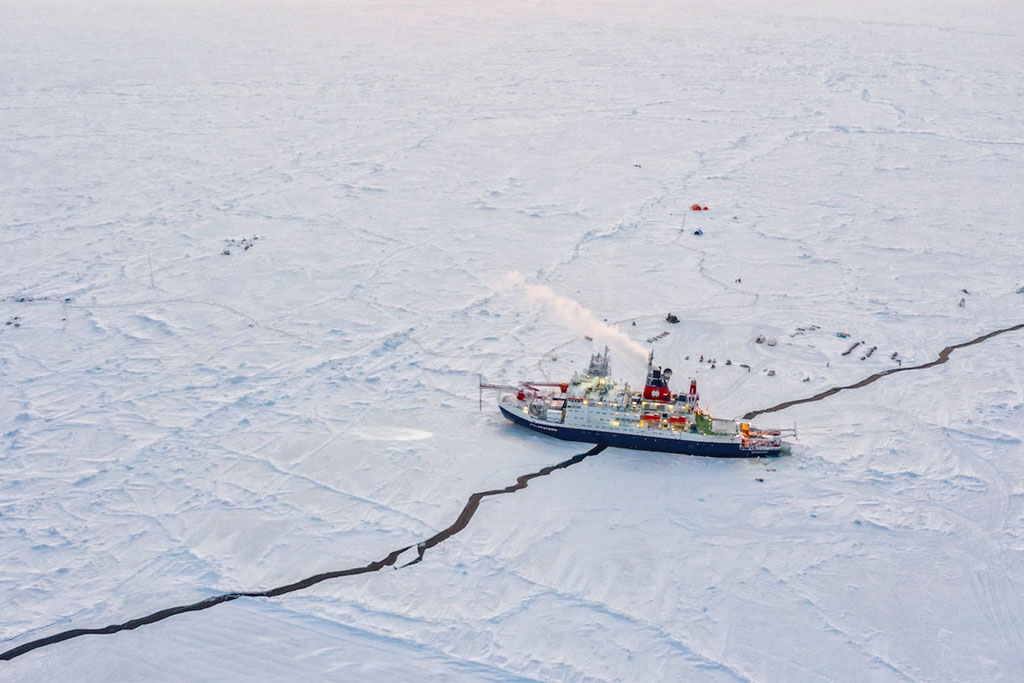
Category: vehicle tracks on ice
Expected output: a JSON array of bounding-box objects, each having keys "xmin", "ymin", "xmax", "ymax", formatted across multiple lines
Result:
[
  {"xmin": 0, "ymin": 446, "xmax": 606, "ymax": 662},
  {"xmin": 742, "ymin": 322, "xmax": 1024, "ymax": 421}
]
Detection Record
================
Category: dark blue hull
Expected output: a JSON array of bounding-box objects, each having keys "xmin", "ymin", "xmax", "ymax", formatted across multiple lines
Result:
[{"xmin": 499, "ymin": 405, "xmax": 779, "ymax": 458}]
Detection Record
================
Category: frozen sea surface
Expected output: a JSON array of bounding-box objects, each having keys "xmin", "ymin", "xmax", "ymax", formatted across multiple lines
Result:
[{"xmin": 2, "ymin": 1, "xmax": 1024, "ymax": 680}]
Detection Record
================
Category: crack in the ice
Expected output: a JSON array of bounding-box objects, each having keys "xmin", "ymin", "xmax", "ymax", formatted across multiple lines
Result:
[
  {"xmin": 742, "ymin": 322, "xmax": 1024, "ymax": 420},
  {"xmin": 400, "ymin": 445, "xmax": 605, "ymax": 568},
  {"xmin": 0, "ymin": 445, "xmax": 606, "ymax": 662}
]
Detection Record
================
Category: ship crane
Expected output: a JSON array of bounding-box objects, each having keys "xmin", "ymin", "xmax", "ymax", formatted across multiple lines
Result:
[{"xmin": 478, "ymin": 378, "xmax": 567, "ymax": 410}]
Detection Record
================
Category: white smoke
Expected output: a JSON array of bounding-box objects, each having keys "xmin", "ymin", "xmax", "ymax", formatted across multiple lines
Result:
[{"xmin": 502, "ymin": 272, "xmax": 649, "ymax": 365}]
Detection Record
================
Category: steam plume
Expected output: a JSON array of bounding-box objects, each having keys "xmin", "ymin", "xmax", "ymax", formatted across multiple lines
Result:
[{"xmin": 503, "ymin": 272, "xmax": 648, "ymax": 365}]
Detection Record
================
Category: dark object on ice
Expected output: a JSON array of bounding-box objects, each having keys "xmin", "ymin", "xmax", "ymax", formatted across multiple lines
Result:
[
  {"xmin": 767, "ymin": 369, "xmax": 775, "ymax": 376},
  {"xmin": 865, "ymin": 346, "xmax": 877, "ymax": 358},
  {"xmin": 666, "ymin": 313, "xmax": 679, "ymax": 324},
  {"xmin": 632, "ymin": 321, "xmax": 636, "ymax": 326},
  {"xmin": 584, "ymin": 335, "xmax": 592, "ymax": 341},
  {"xmin": 835, "ymin": 332, "xmax": 850, "ymax": 338},
  {"xmin": 755, "ymin": 477, "xmax": 764, "ymax": 482},
  {"xmin": 726, "ymin": 359, "xmax": 732, "ymax": 365},
  {"xmin": 710, "ymin": 363, "xmax": 716, "ymax": 369},
  {"xmin": 891, "ymin": 351, "xmax": 898, "ymax": 359},
  {"xmin": 958, "ymin": 298, "xmax": 966, "ymax": 308},
  {"xmin": 842, "ymin": 341, "xmax": 862, "ymax": 356},
  {"xmin": 1017, "ymin": 286, "xmax": 1024, "ymax": 294},
  {"xmin": 693, "ymin": 229, "xmax": 703, "ymax": 236},
  {"xmin": 691, "ymin": 204, "xmax": 702, "ymax": 211},
  {"xmin": 740, "ymin": 363, "xmax": 751, "ymax": 371},
  {"xmin": 962, "ymin": 288, "xmax": 969, "ymax": 294},
  {"xmin": 700, "ymin": 355, "xmax": 704, "ymax": 362},
  {"xmin": 755, "ymin": 335, "xmax": 766, "ymax": 344},
  {"xmin": 224, "ymin": 236, "xmax": 258, "ymax": 253},
  {"xmin": 735, "ymin": 278, "xmax": 742, "ymax": 283},
  {"xmin": 803, "ymin": 377, "xmax": 810, "ymax": 382}
]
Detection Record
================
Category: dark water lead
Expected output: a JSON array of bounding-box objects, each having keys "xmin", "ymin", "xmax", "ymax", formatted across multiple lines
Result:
[
  {"xmin": 0, "ymin": 445, "xmax": 607, "ymax": 662},
  {"xmin": 743, "ymin": 322, "xmax": 1024, "ymax": 421}
]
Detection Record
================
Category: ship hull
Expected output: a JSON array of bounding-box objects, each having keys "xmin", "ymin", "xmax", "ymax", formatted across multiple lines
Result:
[{"xmin": 500, "ymin": 405, "xmax": 779, "ymax": 458}]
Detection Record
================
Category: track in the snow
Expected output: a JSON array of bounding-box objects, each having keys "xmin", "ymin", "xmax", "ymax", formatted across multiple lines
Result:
[
  {"xmin": 0, "ymin": 445, "xmax": 606, "ymax": 662},
  {"xmin": 742, "ymin": 322, "xmax": 1024, "ymax": 421}
]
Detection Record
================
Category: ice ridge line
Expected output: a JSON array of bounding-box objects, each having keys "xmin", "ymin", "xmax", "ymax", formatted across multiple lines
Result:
[
  {"xmin": 742, "ymin": 322, "xmax": 1024, "ymax": 420},
  {"xmin": 0, "ymin": 445, "xmax": 605, "ymax": 662}
]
